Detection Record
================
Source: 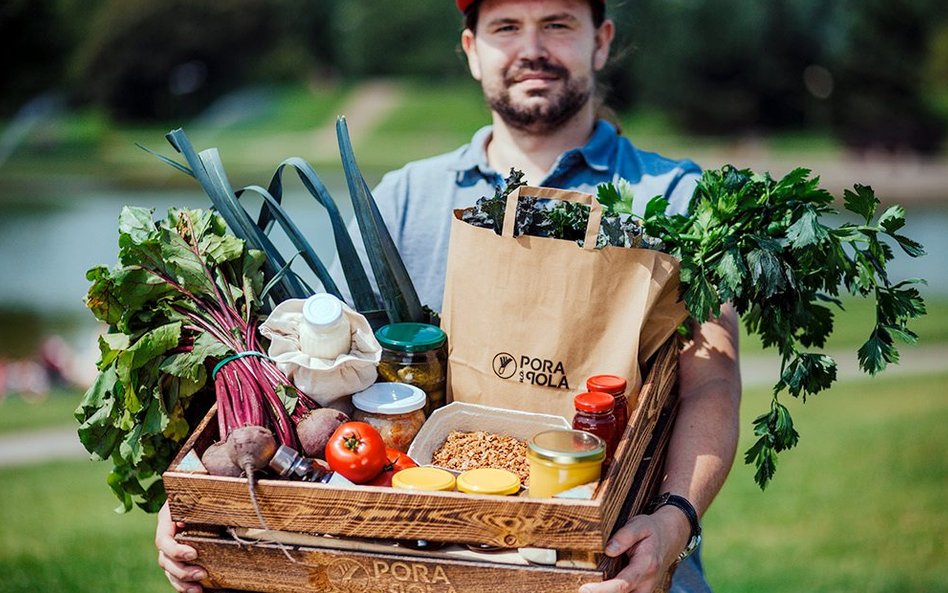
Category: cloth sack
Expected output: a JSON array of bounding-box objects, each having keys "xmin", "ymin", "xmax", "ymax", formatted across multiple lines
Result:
[
  {"xmin": 260, "ymin": 297, "xmax": 381, "ymax": 413},
  {"xmin": 441, "ymin": 185, "xmax": 688, "ymax": 421}
]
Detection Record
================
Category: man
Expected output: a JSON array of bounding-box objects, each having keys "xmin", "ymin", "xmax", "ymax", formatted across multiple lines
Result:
[{"xmin": 156, "ymin": 2, "xmax": 742, "ymax": 592}]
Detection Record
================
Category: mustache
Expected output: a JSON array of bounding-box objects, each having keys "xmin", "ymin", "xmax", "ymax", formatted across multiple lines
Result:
[{"xmin": 503, "ymin": 59, "xmax": 570, "ymax": 85}]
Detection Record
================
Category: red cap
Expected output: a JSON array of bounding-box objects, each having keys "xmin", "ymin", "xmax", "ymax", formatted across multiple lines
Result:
[
  {"xmin": 586, "ymin": 374, "xmax": 627, "ymax": 396},
  {"xmin": 457, "ymin": 0, "xmax": 604, "ymax": 13},
  {"xmin": 574, "ymin": 391, "xmax": 615, "ymax": 413}
]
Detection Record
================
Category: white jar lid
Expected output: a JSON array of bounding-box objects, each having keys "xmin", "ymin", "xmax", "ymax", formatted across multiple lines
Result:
[
  {"xmin": 352, "ymin": 382, "xmax": 426, "ymax": 415},
  {"xmin": 303, "ymin": 293, "xmax": 344, "ymax": 328}
]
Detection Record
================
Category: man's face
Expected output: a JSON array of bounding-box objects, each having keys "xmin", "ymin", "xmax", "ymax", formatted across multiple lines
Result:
[{"xmin": 461, "ymin": 0, "xmax": 614, "ymax": 133}]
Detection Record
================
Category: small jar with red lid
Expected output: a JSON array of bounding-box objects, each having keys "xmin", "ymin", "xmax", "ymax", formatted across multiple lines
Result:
[
  {"xmin": 586, "ymin": 375, "xmax": 630, "ymax": 437},
  {"xmin": 572, "ymin": 392, "xmax": 619, "ymax": 463}
]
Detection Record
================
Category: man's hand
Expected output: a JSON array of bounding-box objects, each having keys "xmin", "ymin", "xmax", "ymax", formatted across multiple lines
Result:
[
  {"xmin": 156, "ymin": 501, "xmax": 207, "ymax": 593},
  {"xmin": 578, "ymin": 507, "xmax": 690, "ymax": 593}
]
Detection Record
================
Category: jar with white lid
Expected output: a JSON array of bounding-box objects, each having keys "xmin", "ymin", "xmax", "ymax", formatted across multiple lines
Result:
[
  {"xmin": 351, "ymin": 382, "xmax": 426, "ymax": 452},
  {"xmin": 298, "ymin": 293, "xmax": 351, "ymax": 360}
]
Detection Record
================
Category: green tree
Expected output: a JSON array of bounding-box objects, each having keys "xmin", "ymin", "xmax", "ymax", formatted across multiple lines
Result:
[
  {"xmin": 609, "ymin": 0, "xmax": 832, "ymax": 133},
  {"xmin": 72, "ymin": 0, "xmax": 282, "ymax": 121},
  {"xmin": 0, "ymin": 0, "xmax": 70, "ymax": 114},
  {"xmin": 331, "ymin": 0, "xmax": 464, "ymax": 79},
  {"xmin": 826, "ymin": 0, "xmax": 948, "ymax": 153}
]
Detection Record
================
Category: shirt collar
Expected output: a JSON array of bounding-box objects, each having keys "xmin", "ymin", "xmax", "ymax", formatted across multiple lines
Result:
[
  {"xmin": 449, "ymin": 125, "xmax": 494, "ymax": 174},
  {"xmin": 576, "ymin": 119, "xmax": 618, "ymax": 172},
  {"xmin": 449, "ymin": 119, "xmax": 618, "ymax": 175}
]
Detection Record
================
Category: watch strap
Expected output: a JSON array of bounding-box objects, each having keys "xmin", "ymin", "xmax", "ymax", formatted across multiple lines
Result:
[{"xmin": 649, "ymin": 492, "xmax": 702, "ymax": 561}]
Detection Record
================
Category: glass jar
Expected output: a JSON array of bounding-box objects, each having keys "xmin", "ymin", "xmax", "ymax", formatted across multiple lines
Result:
[
  {"xmin": 586, "ymin": 374, "xmax": 630, "ymax": 436},
  {"xmin": 456, "ymin": 468, "xmax": 521, "ymax": 496},
  {"xmin": 375, "ymin": 323, "xmax": 447, "ymax": 416},
  {"xmin": 298, "ymin": 293, "xmax": 351, "ymax": 359},
  {"xmin": 572, "ymin": 392, "xmax": 618, "ymax": 463},
  {"xmin": 393, "ymin": 466, "xmax": 456, "ymax": 551},
  {"xmin": 268, "ymin": 444, "xmax": 332, "ymax": 483},
  {"xmin": 526, "ymin": 430, "xmax": 605, "ymax": 498},
  {"xmin": 351, "ymin": 382, "xmax": 426, "ymax": 452}
]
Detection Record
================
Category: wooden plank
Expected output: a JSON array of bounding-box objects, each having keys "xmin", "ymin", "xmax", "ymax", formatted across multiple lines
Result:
[
  {"xmin": 597, "ymin": 340, "xmax": 679, "ymax": 535},
  {"xmin": 169, "ymin": 402, "xmax": 219, "ymax": 469},
  {"xmin": 183, "ymin": 535, "xmax": 606, "ymax": 593},
  {"xmin": 165, "ymin": 472, "xmax": 603, "ymax": 550},
  {"xmin": 228, "ymin": 528, "xmax": 531, "ymax": 566}
]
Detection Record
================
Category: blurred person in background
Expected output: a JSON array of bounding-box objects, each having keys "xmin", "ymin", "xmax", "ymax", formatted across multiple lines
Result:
[{"xmin": 156, "ymin": 2, "xmax": 741, "ymax": 593}]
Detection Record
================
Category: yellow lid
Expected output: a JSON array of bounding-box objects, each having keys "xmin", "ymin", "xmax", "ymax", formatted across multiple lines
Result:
[
  {"xmin": 456, "ymin": 468, "xmax": 521, "ymax": 496},
  {"xmin": 392, "ymin": 467, "xmax": 456, "ymax": 491}
]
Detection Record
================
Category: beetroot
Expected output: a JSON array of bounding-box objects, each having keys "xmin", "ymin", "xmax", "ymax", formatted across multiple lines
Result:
[
  {"xmin": 228, "ymin": 425, "xmax": 278, "ymax": 474},
  {"xmin": 296, "ymin": 408, "xmax": 349, "ymax": 459},
  {"xmin": 201, "ymin": 441, "xmax": 242, "ymax": 477}
]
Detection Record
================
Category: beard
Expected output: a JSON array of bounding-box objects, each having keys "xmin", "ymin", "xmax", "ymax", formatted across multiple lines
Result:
[{"xmin": 485, "ymin": 58, "xmax": 592, "ymax": 134}]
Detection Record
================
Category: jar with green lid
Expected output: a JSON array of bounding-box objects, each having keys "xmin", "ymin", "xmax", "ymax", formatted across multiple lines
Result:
[
  {"xmin": 526, "ymin": 430, "xmax": 605, "ymax": 498},
  {"xmin": 375, "ymin": 322, "xmax": 447, "ymax": 416}
]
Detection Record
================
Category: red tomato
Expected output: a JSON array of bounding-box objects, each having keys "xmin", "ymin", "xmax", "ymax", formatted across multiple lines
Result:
[
  {"xmin": 367, "ymin": 448, "xmax": 419, "ymax": 487},
  {"xmin": 325, "ymin": 422, "xmax": 387, "ymax": 484}
]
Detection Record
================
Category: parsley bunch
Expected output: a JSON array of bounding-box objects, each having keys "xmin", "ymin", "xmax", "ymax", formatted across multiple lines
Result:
[{"xmin": 640, "ymin": 166, "xmax": 926, "ymax": 488}]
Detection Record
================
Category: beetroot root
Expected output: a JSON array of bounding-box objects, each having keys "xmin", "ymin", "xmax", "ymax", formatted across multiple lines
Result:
[
  {"xmin": 228, "ymin": 425, "xmax": 278, "ymax": 474},
  {"xmin": 296, "ymin": 408, "xmax": 349, "ymax": 459},
  {"xmin": 201, "ymin": 441, "xmax": 242, "ymax": 477}
]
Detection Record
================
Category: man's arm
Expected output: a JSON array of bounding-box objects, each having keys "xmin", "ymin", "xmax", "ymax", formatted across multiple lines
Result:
[{"xmin": 581, "ymin": 303, "xmax": 742, "ymax": 593}]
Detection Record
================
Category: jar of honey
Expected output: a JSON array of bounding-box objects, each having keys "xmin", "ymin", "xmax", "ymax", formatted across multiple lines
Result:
[{"xmin": 526, "ymin": 430, "xmax": 605, "ymax": 498}]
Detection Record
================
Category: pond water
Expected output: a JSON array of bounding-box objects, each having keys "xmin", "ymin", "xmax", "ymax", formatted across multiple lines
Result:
[
  {"xmin": 0, "ymin": 185, "xmax": 355, "ymax": 355},
  {"xmin": 0, "ymin": 184, "xmax": 945, "ymax": 356}
]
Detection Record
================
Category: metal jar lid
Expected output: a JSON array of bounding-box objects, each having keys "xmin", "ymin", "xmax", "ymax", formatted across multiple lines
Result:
[
  {"xmin": 528, "ymin": 430, "xmax": 606, "ymax": 465},
  {"xmin": 456, "ymin": 468, "xmax": 521, "ymax": 495},
  {"xmin": 392, "ymin": 467, "xmax": 457, "ymax": 491}
]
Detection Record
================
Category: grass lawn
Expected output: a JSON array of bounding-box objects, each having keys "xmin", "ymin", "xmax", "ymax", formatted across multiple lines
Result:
[
  {"xmin": 703, "ymin": 371, "xmax": 948, "ymax": 593},
  {"xmin": 739, "ymin": 295, "xmax": 948, "ymax": 356},
  {"xmin": 0, "ymin": 391, "xmax": 81, "ymax": 435},
  {"xmin": 0, "ymin": 460, "xmax": 165, "ymax": 593},
  {"xmin": 358, "ymin": 80, "xmax": 489, "ymax": 168},
  {"xmin": 0, "ymin": 372, "xmax": 944, "ymax": 593}
]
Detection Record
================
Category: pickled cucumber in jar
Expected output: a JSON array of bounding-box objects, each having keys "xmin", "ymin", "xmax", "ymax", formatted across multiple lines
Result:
[{"xmin": 375, "ymin": 323, "xmax": 447, "ymax": 416}]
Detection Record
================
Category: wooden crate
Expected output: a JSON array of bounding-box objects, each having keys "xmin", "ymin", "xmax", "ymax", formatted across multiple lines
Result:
[{"xmin": 164, "ymin": 339, "xmax": 680, "ymax": 592}]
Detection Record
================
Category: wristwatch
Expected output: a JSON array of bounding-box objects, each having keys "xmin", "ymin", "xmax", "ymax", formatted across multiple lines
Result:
[{"xmin": 648, "ymin": 492, "xmax": 702, "ymax": 562}]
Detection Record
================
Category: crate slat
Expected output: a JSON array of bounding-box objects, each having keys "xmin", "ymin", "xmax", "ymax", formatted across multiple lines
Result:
[
  {"xmin": 165, "ymin": 472, "xmax": 602, "ymax": 549},
  {"xmin": 183, "ymin": 535, "xmax": 605, "ymax": 593}
]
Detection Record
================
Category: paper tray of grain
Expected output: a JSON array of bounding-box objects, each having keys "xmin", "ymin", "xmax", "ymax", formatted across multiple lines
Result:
[{"xmin": 407, "ymin": 402, "xmax": 571, "ymax": 476}]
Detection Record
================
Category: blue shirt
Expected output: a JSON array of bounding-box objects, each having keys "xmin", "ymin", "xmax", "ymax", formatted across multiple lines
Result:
[{"xmin": 364, "ymin": 119, "xmax": 701, "ymax": 312}]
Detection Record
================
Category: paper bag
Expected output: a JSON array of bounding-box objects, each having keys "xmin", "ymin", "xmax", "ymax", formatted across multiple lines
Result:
[{"xmin": 441, "ymin": 185, "xmax": 687, "ymax": 421}]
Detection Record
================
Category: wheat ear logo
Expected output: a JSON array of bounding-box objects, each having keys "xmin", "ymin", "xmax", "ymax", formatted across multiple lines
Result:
[{"xmin": 492, "ymin": 352, "xmax": 517, "ymax": 379}]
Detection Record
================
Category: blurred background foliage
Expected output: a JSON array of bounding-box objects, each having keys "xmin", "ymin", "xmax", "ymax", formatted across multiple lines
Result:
[{"xmin": 2, "ymin": 0, "xmax": 947, "ymax": 152}]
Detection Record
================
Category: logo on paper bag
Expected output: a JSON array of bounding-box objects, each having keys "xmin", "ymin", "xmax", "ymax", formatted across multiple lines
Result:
[
  {"xmin": 492, "ymin": 352, "xmax": 518, "ymax": 379},
  {"xmin": 491, "ymin": 351, "xmax": 570, "ymax": 389}
]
